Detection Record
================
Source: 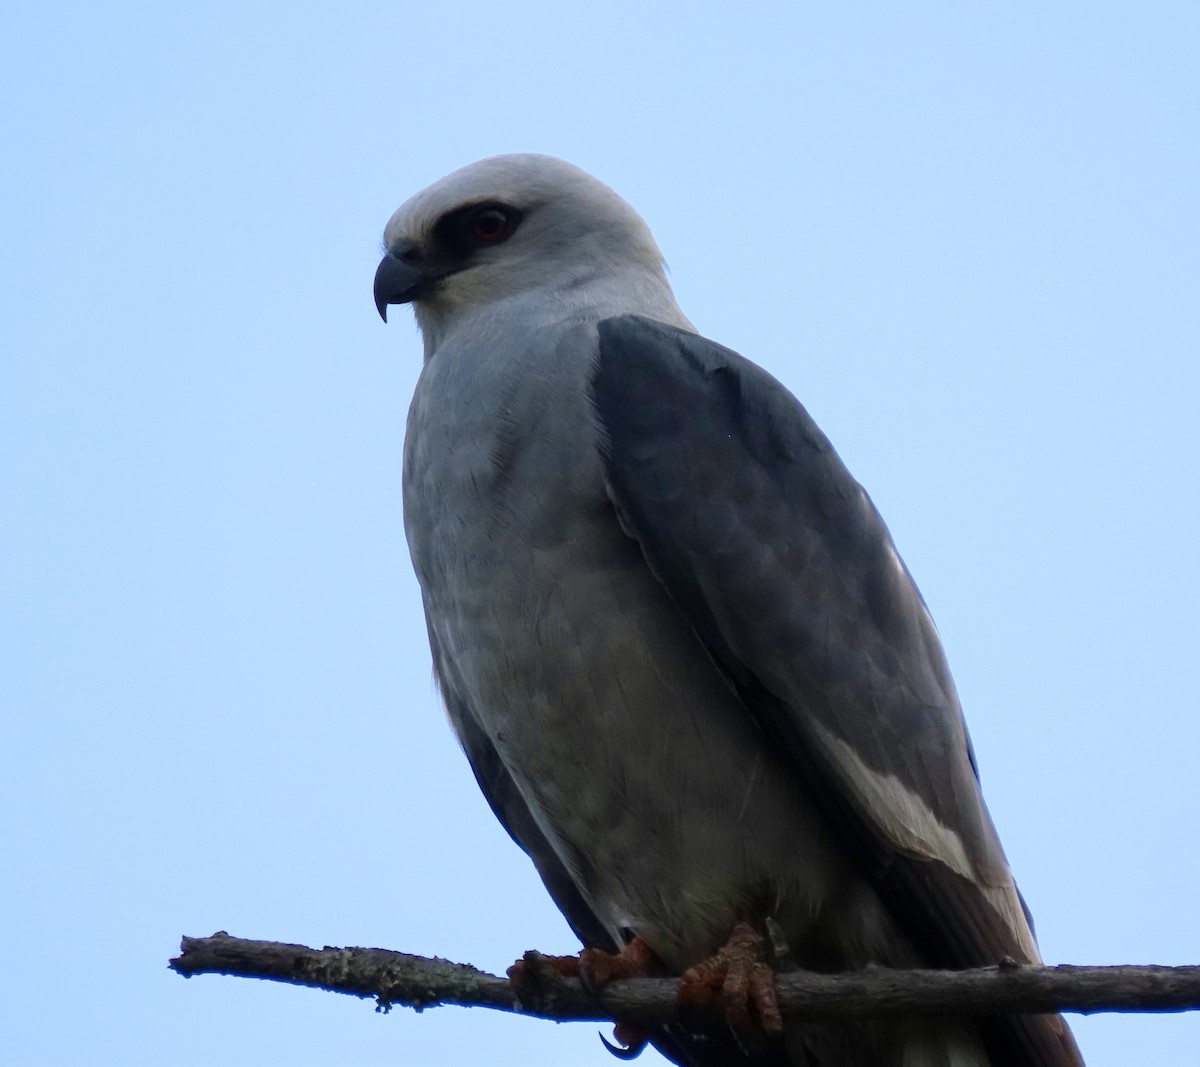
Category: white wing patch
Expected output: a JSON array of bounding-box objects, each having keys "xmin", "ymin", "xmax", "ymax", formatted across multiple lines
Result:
[
  {"xmin": 813, "ymin": 720, "xmax": 978, "ymax": 877},
  {"xmin": 811, "ymin": 721, "xmax": 1042, "ymax": 962}
]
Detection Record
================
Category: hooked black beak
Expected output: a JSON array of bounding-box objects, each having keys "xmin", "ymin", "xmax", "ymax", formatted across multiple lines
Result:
[{"xmin": 373, "ymin": 245, "xmax": 435, "ymax": 322}]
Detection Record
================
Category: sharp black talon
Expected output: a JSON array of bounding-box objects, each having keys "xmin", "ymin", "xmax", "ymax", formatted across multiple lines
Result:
[{"xmin": 599, "ymin": 1029, "xmax": 647, "ymax": 1060}]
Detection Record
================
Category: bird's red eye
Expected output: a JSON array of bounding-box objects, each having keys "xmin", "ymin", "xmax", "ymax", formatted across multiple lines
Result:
[{"xmin": 467, "ymin": 207, "xmax": 516, "ymax": 246}]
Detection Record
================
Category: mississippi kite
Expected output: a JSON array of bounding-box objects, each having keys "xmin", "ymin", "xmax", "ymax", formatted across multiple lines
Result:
[{"xmin": 374, "ymin": 154, "xmax": 1084, "ymax": 1067}]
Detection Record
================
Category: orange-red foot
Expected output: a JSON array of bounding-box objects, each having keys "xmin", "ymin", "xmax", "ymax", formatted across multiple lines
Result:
[
  {"xmin": 678, "ymin": 922, "xmax": 783, "ymax": 1035},
  {"xmin": 505, "ymin": 947, "xmax": 582, "ymax": 985},
  {"xmin": 580, "ymin": 935, "xmax": 660, "ymax": 986},
  {"xmin": 506, "ymin": 937, "xmax": 662, "ymax": 1058},
  {"xmin": 505, "ymin": 934, "xmax": 660, "ymax": 985}
]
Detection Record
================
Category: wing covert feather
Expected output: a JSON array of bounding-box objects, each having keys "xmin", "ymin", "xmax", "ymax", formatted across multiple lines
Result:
[{"xmin": 591, "ymin": 316, "xmax": 994, "ymax": 879}]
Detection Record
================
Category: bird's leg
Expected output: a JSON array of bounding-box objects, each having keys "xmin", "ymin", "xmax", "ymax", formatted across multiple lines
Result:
[
  {"xmin": 678, "ymin": 921, "xmax": 784, "ymax": 1035},
  {"xmin": 507, "ymin": 936, "xmax": 662, "ymax": 1059}
]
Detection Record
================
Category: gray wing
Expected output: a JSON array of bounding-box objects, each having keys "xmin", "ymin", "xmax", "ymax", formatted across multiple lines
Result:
[{"xmin": 590, "ymin": 315, "xmax": 1083, "ymax": 1067}]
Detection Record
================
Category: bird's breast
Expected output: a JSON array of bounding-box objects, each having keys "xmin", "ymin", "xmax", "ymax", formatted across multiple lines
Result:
[{"xmin": 401, "ymin": 329, "xmax": 887, "ymax": 969}]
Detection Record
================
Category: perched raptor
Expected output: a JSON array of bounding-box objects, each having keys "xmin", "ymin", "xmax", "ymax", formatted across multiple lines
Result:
[{"xmin": 374, "ymin": 154, "xmax": 1084, "ymax": 1067}]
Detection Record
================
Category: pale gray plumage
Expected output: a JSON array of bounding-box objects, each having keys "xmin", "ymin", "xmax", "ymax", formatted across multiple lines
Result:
[{"xmin": 376, "ymin": 154, "xmax": 1084, "ymax": 1067}]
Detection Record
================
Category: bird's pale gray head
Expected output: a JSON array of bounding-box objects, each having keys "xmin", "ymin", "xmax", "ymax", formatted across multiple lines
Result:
[{"xmin": 374, "ymin": 154, "xmax": 678, "ymax": 342}]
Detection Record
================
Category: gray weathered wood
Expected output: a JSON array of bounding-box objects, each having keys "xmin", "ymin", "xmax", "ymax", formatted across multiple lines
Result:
[{"xmin": 170, "ymin": 932, "xmax": 1200, "ymax": 1024}]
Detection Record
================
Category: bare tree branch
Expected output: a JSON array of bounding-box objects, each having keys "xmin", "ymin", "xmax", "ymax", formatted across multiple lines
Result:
[{"xmin": 171, "ymin": 932, "xmax": 1200, "ymax": 1026}]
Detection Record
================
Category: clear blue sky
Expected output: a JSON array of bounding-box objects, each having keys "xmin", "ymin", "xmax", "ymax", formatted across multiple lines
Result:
[{"xmin": 4, "ymin": 4, "xmax": 1198, "ymax": 1065}]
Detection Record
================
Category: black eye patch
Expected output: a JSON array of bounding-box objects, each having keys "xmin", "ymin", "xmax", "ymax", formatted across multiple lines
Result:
[{"xmin": 434, "ymin": 201, "xmax": 524, "ymax": 260}]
